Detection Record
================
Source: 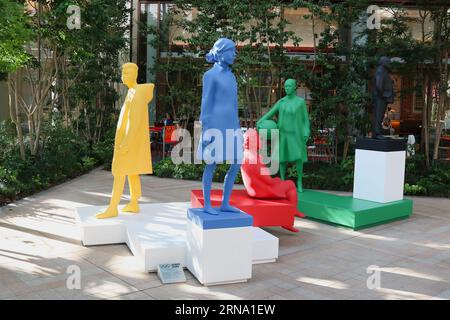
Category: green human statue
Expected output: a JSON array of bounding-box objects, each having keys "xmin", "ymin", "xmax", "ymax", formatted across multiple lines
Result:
[{"xmin": 257, "ymin": 79, "xmax": 310, "ymax": 192}]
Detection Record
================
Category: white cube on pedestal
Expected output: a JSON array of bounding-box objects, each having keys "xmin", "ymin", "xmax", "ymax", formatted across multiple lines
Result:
[
  {"xmin": 186, "ymin": 208, "xmax": 253, "ymax": 286},
  {"xmin": 353, "ymin": 138, "xmax": 407, "ymax": 203}
]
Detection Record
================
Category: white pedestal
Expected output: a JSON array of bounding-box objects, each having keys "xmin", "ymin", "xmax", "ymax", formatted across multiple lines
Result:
[
  {"xmin": 353, "ymin": 149, "xmax": 406, "ymax": 203},
  {"xmin": 252, "ymin": 227, "xmax": 279, "ymax": 264},
  {"xmin": 186, "ymin": 208, "xmax": 253, "ymax": 286},
  {"xmin": 75, "ymin": 202, "xmax": 278, "ymax": 272}
]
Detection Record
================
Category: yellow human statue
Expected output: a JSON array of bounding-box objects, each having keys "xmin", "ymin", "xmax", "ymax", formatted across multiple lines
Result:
[{"xmin": 96, "ymin": 63, "xmax": 154, "ymax": 219}]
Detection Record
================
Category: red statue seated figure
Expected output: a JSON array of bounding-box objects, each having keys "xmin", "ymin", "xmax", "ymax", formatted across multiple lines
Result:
[{"xmin": 241, "ymin": 128, "xmax": 304, "ymax": 218}]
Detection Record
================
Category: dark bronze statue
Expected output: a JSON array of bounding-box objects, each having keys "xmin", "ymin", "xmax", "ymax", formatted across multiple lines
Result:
[{"xmin": 372, "ymin": 56, "xmax": 395, "ymax": 140}]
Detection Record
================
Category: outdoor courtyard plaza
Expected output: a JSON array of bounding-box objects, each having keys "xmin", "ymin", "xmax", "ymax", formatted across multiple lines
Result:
[{"xmin": 0, "ymin": 168, "xmax": 449, "ymax": 300}]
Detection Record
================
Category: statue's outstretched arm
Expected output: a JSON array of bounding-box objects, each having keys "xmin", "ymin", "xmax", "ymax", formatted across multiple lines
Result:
[
  {"xmin": 143, "ymin": 83, "xmax": 155, "ymax": 102},
  {"xmin": 257, "ymin": 100, "xmax": 280, "ymax": 127}
]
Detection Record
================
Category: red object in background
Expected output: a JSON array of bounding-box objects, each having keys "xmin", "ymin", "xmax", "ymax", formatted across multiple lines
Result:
[
  {"xmin": 149, "ymin": 126, "xmax": 163, "ymax": 133},
  {"xmin": 191, "ymin": 189, "xmax": 299, "ymax": 232},
  {"xmin": 163, "ymin": 125, "xmax": 178, "ymax": 143}
]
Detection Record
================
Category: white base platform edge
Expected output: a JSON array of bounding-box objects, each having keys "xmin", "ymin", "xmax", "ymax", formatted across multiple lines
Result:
[
  {"xmin": 75, "ymin": 202, "xmax": 279, "ymax": 272},
  {"xmin": 203, "ymin": 279, "xmax": 248, "ymax": 286}
]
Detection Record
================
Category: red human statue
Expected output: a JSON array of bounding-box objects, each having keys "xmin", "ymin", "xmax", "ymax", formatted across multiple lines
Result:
[{"xmin": 241, "ymin": 129, "xmax": 304, "ymax": 218}]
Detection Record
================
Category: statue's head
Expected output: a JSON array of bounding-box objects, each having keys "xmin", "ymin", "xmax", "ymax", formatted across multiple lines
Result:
[
  {"xmin": 121, "ymin": 63, "xmax": 138, "ymax": 87},
  {"xmin": 378, "ymin": 56, "xmax": 391, "ymax": 68},
  {"xmin": 284, "ymin": 79, "xmax": 297, "ymax": 96},
  {"xmin": 206, "ymin": 38, "xmax": 236, "ymax": 66}
]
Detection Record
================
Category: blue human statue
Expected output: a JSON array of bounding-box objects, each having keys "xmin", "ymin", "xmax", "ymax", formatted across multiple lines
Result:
[{"xmin": 197, "ymin": 38, "xmax": 243, "ymax": 215}]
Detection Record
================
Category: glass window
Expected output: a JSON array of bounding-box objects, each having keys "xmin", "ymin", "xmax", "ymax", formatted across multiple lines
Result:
[
  {"xmin": 404, "ymin": 9, "xmax": 434, "ymax": 41},
  {"xmin": 379, "ymin": 7, "xmax": 434, "ymax": 41},
  {"xmin": 284, "ymin": 7, "xmax": 338, "ymax": 48},
  {"xmin": 138, "ymin": 2, "xmax": 159, "ymax": 124},
  {"xmin": 138, "ymin": 2, "xmax": 158, "ymax": 83}
]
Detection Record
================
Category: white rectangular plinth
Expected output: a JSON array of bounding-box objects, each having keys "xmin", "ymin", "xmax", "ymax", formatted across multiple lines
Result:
[
  {"xmin": 353, "ymin": 149, "xmax": 406, "ymax": 203},
  {"xmin": 186, "ymin": 220, "xmax": 252, "ymax": 286},
  {"xmin": 252, "ymin": 227, "xmax": 279, "ymax": 264},
  {"xmin": 75, "ymin": 203, "xmax": 278, "ymax": 272},
  {"xmin": 126, "ymin": 221, "xmax": 187, "ymax": 272}
]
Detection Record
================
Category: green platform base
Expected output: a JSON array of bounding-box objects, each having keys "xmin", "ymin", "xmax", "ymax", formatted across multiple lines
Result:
[{"xmin": 297, "ymin": 190, "xmax": 413, "ymax": 230}]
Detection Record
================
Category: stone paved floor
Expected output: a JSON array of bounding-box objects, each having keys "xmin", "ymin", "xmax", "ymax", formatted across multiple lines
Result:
[{"xmin": 0, "ymin": 168, "xmax": 449, "ymax": 300}]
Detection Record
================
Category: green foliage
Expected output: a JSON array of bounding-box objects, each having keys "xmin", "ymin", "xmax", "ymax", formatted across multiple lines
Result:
[
  {"xmin": 340, "ymin": 158, "xmax": 355, "ymax": 187},
  {"xmin": 285, "ymin": 0, "xmax": 373, "ymax": 141},
  {"xmin": 173, "ymin": 163, "xmax": 205, "ymax": 180},
  {"xmin": 37, "ymin": 119, "xmax": 89, "ymax": 180},
  {"xmin": 0, "ymin": 0, "xmax": 32, "ymax": 73},
  {"xmin": 56, "ymin": 0, "xmax": 129, "ymax": 143},
  {"xmin": 92, "ymin": 128, "xmax": 115, "ymax": 170},
  {"xmin": 81, "ymin": 156, "xmax": 97, "ymax": 171},
  {"xmin": 402, "ymin": 154, "xmax": 450, "ymax": 197},
  {"xmin": 0, "ymin": 0, "xmax": 129, "ymax": 204},
  {"xmin": 404, "ymin": 183, "xmax": 426, "ymax": 196},
  {"xmin": 405, "ymin": 154, "xmax": 428, "ymax": 184},
  {"xmin": 0, "ymin": 153, "xmax": 37, "ymax": 198},
  {"xmin": 0, "ymin": 120, "xmax": 103, "ymax": 205},
  {"xmin": 287, "ymin": 160, "xmax": 354, "ymax": 191},
  {"xmin": 152, "ymin": 158, "xmax": 176, "ymax": 178},
  {"xmin": 414, "ymin": 165, "xmax": 450, "ymax": 197}
]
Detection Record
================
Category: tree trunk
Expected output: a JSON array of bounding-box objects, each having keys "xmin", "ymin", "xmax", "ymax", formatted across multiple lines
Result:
[
  {"xmin": 27, "ymin": 113, "xmax": 36, "ymax": 156},
  {"xmin": 433, "ymin": 38, "xmax": 449, "ymax": 160},
  {"xmin": 431, "ymin": 7, "xmax": 449, "ymax": 161},
  {"xmin": 433, "ymin": 92, "xmax": 447, "ymax": 160},
  {"xmin": 7, "ymin": 72, "xmax": 26, "ymax": 160},
  {"xmin": 334, "ymin": 127, "xmax": 338, "ymax": 164},
  {"xmin": 62, "ymin": 57, "xmax": 70, "ymax": 128},
  {"xmin": 422, "ymin": 75, "xmax": 432, "ymax": 167},
  {"xmin": 32, "ymin": 107, "xmax": 43, "ymax": 155}
]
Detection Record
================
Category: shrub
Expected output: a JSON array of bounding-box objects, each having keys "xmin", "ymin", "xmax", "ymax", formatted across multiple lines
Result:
[
  {"xmin": 92, "ymin": 128, "xmax": 115, "ymax": 170},
  {"xmin": 0, "ymin": 119, "xmax": 105, "ymax": 205},
  {"xmin": 37, "ymin": 119, "xmax": 90, "ymax": 180},
  {"xmin": 82, "ymin": 156, "xmax": 97, "ymax": 171},
  {"xmin": 405, "ymin": 154, "xmax": 428, "ymax": 185},
  {"xmin": 288, "ymin": 160, "xmax": 354, "ymax": 192},
  {"xmin": 0, "ymin": 155, "xmax": 36, "ymax": 199},
  {"xmin": 404, "ymin": 183, "xmax": 426, "ymax": 195},
  {"xmin": 173, "ymin": 163, "xmax": 203, "ymax": 180},
  {"xmin": 416, "ymin": 165, "xmax": 450, "ymax": 197},
  {"xmin": 153, "ymin": 158, "xmax": 176, "ymax": 178}
]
